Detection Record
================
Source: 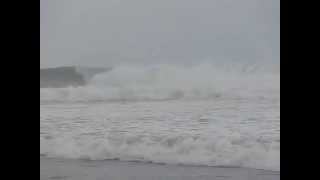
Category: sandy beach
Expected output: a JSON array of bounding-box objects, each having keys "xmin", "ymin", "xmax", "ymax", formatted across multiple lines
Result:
[{"xmin": 40, "ymin": 157, "xmax": 280, "ymax": 180}]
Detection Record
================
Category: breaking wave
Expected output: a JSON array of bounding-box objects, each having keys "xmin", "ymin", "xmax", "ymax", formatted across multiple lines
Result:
[
  {"xmin": 40, "ymin": 63, "xmax": 279, "ymax": 102},
  {"xmin": 40, "ymin": 129, "xmax": 280, "ymax": 171}
]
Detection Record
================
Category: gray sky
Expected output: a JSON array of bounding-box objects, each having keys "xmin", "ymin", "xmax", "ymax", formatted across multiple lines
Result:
[{"xmin": 40, "ymin": 0, "xmax": 279, "ymax": 68}]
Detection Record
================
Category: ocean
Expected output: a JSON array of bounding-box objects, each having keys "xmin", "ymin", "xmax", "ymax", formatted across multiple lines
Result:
[{"xmin": 40, "ymin": 63, "xmax": 280, "ymax": 179}]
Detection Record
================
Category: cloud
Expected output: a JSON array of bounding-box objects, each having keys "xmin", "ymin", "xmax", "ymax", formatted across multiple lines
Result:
[{"xmin": 40, "ymin": 0, "xmax": 279, "ymax": 68}]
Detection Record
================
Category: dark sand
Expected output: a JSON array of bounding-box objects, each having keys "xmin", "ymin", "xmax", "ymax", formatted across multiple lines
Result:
[{"xmin": 40, "ymin": 157, "xmax": 279, "ymax": 180}]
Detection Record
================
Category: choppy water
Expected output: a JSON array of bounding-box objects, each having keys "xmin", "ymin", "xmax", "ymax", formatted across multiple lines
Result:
[{"xmin": 40, "ymin": 64, "xmax": 280, "ymax": 171}]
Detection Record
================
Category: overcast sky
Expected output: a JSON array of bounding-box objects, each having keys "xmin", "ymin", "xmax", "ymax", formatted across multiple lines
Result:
[{"xmin": 40, "ymin": 0, "xmax": 279, "ymax": 68}]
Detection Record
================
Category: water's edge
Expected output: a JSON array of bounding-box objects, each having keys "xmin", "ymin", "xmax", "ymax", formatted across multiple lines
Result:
[{"xmin": 40, "ymin": 156, "xmax": 280, "ymax": 180}]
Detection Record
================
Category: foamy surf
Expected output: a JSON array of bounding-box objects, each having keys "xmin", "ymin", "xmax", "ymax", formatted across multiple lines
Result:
[
  {"xmin": 40, "ymin": 63, "xmax": 279, "ymax": 102},
  {"xmin": 41, "ymin": 132, "xmax": 279, "ymax": 171},
  {"xmin": 40, "ymin": 63, "xmax": 279, "ymax": 171}
]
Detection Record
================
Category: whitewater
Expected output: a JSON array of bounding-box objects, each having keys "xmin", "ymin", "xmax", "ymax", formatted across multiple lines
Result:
[{"xmin": 40, "ymin": 63, "xmax": 280, "ymax": 171}]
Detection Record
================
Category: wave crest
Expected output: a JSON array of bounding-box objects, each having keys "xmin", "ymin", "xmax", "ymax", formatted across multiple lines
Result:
[{"xmin": 40, "ymin": 63, "xmax": 279, "ymax": 102}]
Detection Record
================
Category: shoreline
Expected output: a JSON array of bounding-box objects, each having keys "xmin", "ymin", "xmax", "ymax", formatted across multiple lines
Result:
[{"xmin": 40, "ymin": 156, "xmax": 280, "ymax": 180}]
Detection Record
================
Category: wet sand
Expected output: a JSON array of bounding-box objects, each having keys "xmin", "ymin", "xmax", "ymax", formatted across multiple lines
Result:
[{"xmin": 40, "ymin": 157, "xmax": 280, "ymax": 180}]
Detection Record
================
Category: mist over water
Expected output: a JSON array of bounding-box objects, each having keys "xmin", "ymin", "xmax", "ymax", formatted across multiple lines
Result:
[
  {"xmin": 40, "ymin": 0, "xmax": 280, "ymax": 173},
  {"xmin": 40, "ymin": 61, "xmax": 279, "ymax": 102}
]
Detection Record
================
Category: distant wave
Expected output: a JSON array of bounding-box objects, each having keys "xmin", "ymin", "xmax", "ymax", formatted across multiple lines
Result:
[
  {"xmin": 40, "ymin": 63, "xmax": 280, "ymax": 102},
  {"xmin": 40, "ymin": 66, "xmax": 110, "ymax": 88}
]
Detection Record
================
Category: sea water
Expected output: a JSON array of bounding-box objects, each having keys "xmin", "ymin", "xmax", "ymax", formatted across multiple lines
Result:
[{"xmin": 40, "ymin": 63, "xmax": 280, "ymax": 171}]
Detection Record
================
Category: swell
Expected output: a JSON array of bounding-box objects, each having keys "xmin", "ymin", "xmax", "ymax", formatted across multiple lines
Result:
[{"xmin": 40, "ymin": 66, "xmax": 110, "ymax": 88}]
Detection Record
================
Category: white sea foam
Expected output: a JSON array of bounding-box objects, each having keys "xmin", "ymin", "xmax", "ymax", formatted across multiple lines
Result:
[
  {"xmin": 40, "ymin": 96, "xmax": 280, "ymax": 171},
  {"xmin": 41, "ymin": 131, "xmax": 279, "ymax": 170},
  {"xmin": 40, "ymin": 62, "xmax": 280, "ymax": 171},
  {"xmin": 40, "ymin": 63, "xmax": 279, "ymax": 102}
]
